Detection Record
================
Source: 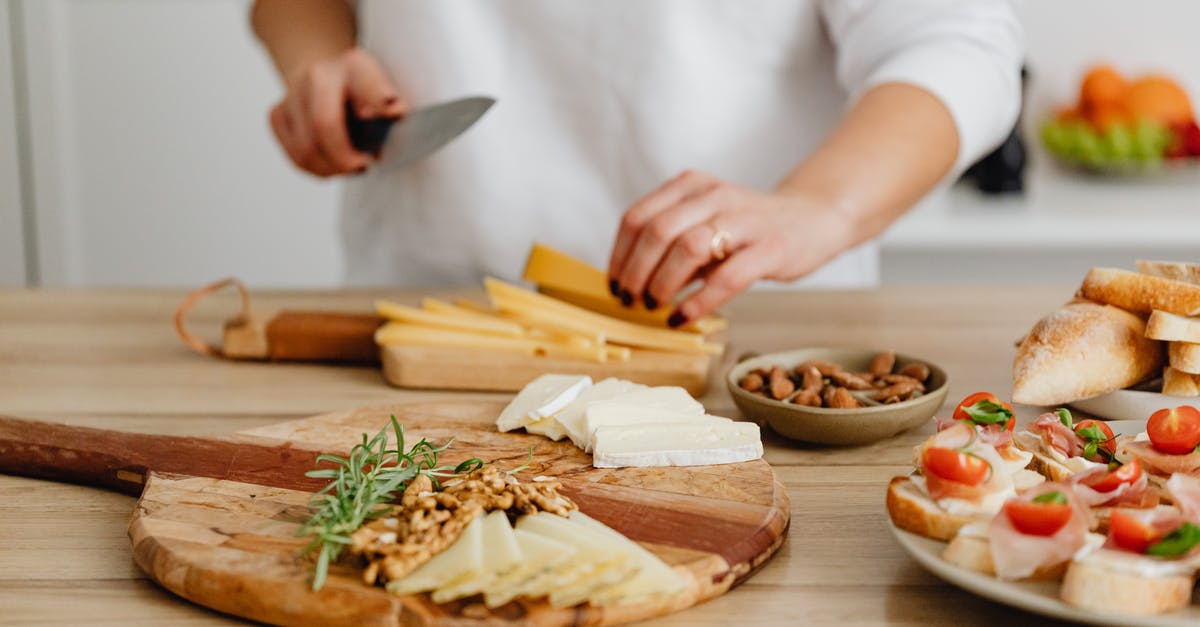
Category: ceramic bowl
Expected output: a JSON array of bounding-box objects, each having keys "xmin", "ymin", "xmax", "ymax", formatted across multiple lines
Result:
[{"xmin": 726, "ymin": 348, "xmax": 949, "ymax": 446}]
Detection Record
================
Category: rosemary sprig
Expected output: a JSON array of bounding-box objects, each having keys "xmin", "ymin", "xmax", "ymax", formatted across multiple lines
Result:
[{"xmin": 296, "ymin": 416, "xmax": 481, "ymax": 590}]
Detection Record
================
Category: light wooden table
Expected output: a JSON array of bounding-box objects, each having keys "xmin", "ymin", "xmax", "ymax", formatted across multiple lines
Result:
[{"xmin": 0, "ymin": 286, "xmax": 1076, "ymax": 626}]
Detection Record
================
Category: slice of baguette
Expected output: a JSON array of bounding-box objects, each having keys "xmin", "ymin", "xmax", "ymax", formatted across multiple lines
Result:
[
  {"xmin": 1061, "ymin": 558, "xmax": 1194, "ymax": 615},
  {"xmin": 942, "ymin": 533, "xmax": 1067, "ymax": 580},
  {"xmin": 1163, "ymin": 366, "xmax": 1200, "ymax": 396},
  {"xmin": 1012, "ymin": 300, "xmax": 1164, "ymax": 406},
  {"xmin": 1079, "ymin": 267, "xmax": 1200, "ymax": 316},
  {"xmin": 1145, "ymin": 310, "xmax": 1200, "ymax": 343},
  {"xmin": 1169, "ymin": 341, "xmax": 1200, "ymax": 375},
  {"xmin": 1023, "ymin": 449, "xmax": 1076, "ymax": 482},
  {"xmin": 1138, "ymin": 260, "xmax": 1200, "ymax": 286},
  {"xmin": 886, "ymin": 477, "xmax": 975, "ymax": 542}
]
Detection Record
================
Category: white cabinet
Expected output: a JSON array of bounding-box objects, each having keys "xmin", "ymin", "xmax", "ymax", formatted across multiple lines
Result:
[
  {"xmin": 0, "ymin": 0, "xmax": 26, "ymax": 286},
  {"xmin": 18, "ymin": 0, "xmax": 342, "ymax": 287}
]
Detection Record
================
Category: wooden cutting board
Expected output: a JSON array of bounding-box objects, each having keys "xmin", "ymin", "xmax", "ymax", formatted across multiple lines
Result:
[{"xmin": 0, "ymin": 401, "xmax": 789, "ymax": 626}]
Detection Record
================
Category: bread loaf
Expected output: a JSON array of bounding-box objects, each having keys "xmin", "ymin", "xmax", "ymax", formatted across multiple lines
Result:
[
  {"xmin": 1168, "ymin": 342, "xmax": 1200, "ymax": 375},
  {"xmin": 1163, "ymin": 366, "xmax": 1200, "ymax": 397},
  {"xmin": 1137, "ymin": 260, "xmax": 1200, "ymax": 286},
  {"xmin": 1145, "ymin": 310, "xmax": 1200, "ymax": 343},
  {"xmin": 1012, "ymin": 300, "xmax": 1164, "ymax": 405},
  {"xmin": 1078, "ymin": 267, "xmax": 1200, "ymax": 316}
]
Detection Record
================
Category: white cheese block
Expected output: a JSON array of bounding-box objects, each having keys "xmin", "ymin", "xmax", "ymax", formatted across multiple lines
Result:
[
  {"xmin": 431, "ymin": 511, "xmax": 522, "ymax": 603},
  {"xmin": 483, "ymin": 529, "xmax": 575, "ymax": 608},
  {"xmin": 495, "ymin": 374, "xmax": 592, "ymax": 432},
  {"xmin": 555, "ymin": 378, "xmax": 646, "ymax": 447},
  {"xmin": 386, "ymin": 513, "xmax": 484, "ymax": 595},
  {"xmin": 524, "ymin": 416, "xmax": 569, "ymax": 441},
  {"xmin": 604, "ymin": 386, "xmax": 704, "ymax": 414},
  {"xmin": 592, "ymin": 422, "xmax": 763, "ymax": 468},
  {"xmin": 583, "ymin": 404, "xmax": 730, "ymax": 452}
]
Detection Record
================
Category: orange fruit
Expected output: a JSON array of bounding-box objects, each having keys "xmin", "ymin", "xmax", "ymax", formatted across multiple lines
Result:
[
  {"xmin": 1087, "ymin": 102, "xmax": 1129, "ymax": 131},
  {"xmin": 1123, "ymin": 75, "xmax": 1195, "ymax": 126},
  {"xmin": 1081, "ymin": 65, "xmax": 1127, "ymax": 109}
]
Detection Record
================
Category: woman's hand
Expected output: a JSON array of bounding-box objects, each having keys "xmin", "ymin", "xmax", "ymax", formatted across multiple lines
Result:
[
  {"xmin": 607, "ymin": 170, "xmax": 854, "ymax": 326},
  {"xmin": 269, "ymin": 48, "xmax": 406, "ymax": 177}
]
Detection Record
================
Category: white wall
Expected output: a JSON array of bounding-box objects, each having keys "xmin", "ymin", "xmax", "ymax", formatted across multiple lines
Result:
[
  {"xmin": 20, "ymin": 0, "xmax": 341, "ymax": 287},
  {"xmin": 0, "ymin": 0, "xmax": 26, "ymax": 286}
]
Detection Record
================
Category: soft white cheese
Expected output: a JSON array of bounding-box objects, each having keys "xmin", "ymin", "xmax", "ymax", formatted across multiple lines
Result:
[
  {"xmin": 591, "ymin": 421, "xmax": 763, "ymax": 468},
  {"xmin": 495, "ymin": 374, "xmax": 592, "ymax": 432},
  {"xmin": 1075, "ymin": 547, "xmax": 1200, "ymax": 579},
  {"xmin": 908, "ymin": 475, "xmax": 1013, "ymax": 518},
  {"xmin": 555, "ymin": 378, "xmax": 645, "ymax": 447},
  {"xmin": 524, "ymin": 416, "xmax": 569, "ymax": 441},
  {"xmin": 582, "ymin": 403, "xmax": 729, "ymax": 452}
]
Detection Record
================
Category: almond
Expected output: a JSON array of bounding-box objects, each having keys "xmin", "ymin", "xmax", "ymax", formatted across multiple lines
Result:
[
  {"xmin": 869, "ymin": 351, "xmax": 896, "ymax": 377},
  {"xmin": 740, "ymin": 372, "xmax": 765, "ymax": 393},
  {"xmin": 872, "ymin": 379, "xmax": 922, "ymax": 402},
  {"xmin": 801, "ymin": 366, "xmax": 823, "ymax": 393},
  {"xmin": 829, "ymin": 370, "xmax": 874, "ymax": 390},
  {"xmin": 768, "ymin": 366, "xmax": 795, "ymax": 400},
  {"xmin": 829, "ymin": 387, "xmax": 860, "ymax": 409},
  {"xmin": 791, "ymin": 389, "xmax": 822, "ymax": 407},
  {"xmin": 898, "ymin": 362, "xmax": 931, "ymax": 382}
]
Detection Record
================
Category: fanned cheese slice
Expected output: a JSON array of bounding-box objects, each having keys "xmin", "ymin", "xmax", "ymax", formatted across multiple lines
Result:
[
  {"xmin": 495, "ymin": 374, "xmax": 592, "ymax": 432},
  {"xmin": 524, "ymin": 416, "xmax": 569, "ymax": 441},
  {"xmin": 555, "ymin": 378, "xmax": 645, "ymax": 447},
  {"xmin": 483, "ymin": 529, "xmax": 575, "ymax": 608},
  {"xmin": 515, "ymin": 513, "xmax": 638, "ymax": 607},
  {"xmin": 569, "ymin": 511, "xmax": 686, "ymax": 606},
  {"xmin": 386, "ymin": 513, "xmax": 484, "ymax": 595},
  {"xmin": 592, "ymin": 421, "xmax": 763, "ymax": 468},
  {"xmin": 431, "ymin": 511, "xmax": 521, "ymax": 603}
]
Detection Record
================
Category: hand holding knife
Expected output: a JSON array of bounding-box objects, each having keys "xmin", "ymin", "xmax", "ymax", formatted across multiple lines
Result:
[{"xmin": 345, "ymin": 96, "xmax": 496, "ymax": 172}]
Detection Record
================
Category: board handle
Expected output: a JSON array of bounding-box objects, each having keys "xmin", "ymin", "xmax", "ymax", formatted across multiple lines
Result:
[{"xmin": 0, "ymin": 415, "xmax": 327, "ymax": 496}]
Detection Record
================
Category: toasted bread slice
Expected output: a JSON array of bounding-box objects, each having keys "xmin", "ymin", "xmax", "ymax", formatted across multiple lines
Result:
[
  {"xmin": 1023, "ymin": 449, "xmax": 1076, "ymax": 482},
  {"xmin": 1012, "ymin": 300, "xmax": 1164, "ymax": 405},
  {"xmin": 1138, "ymin": 260, "xmax": 1200, "ymax": 286},
  {"xmin": 1163, "ymin": 366, "xmax": 1200, "ymax": 396},
  {"xmin": 1079, "ymin": 267, "xmax": 1200, "ymax": 316},
  {"xmin": 1145, "ymin": 310, "xmax": 1200, "ymax": 343},
  {"xmin": 1169, "ymin": 341, "xmax": 1200, "ymax": 375},
  {"xmin": 886, "ymin": 477, "xmax": 975, "ymax": 542},
  {"xmin": 1061, "ymin": 558, "xmax": 1195, "ymax": 615},
  {"xmin": 942, "ymin": 533, "xmax": 1068, "ymax": 580}
]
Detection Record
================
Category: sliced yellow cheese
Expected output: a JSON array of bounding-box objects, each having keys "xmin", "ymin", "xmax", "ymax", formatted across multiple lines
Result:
[
  {"xmin": 431, "ymin": 511, "xmax": 522, "ymax": 603},
  {"xmin": 523, "ymin": 243, "xmax": 726, "ymax": 334},
  {"xmin": 386, "ymin": 513, "xmax": 484, "ymax": 595},
  {"xmin": 374, "ymin": 322, "xmax": 611, "ymax": 363},
  {"xmin": 482, "ymin": 529, "xmax": 575, "ymax": 608},
  {"xmin": 485, "ymin": 279, "xmax": 722, "ymax": 355},
  {"xmin": 513, "ymin": 512, "xmax": 637, "ymax": 606},
  {"xmin": 377, "ymin": 300, "xmax": 525, "ymax": 337},
  {"xmin": 569, "ymin": 511, "xmax": 686, "ymax": 606}
]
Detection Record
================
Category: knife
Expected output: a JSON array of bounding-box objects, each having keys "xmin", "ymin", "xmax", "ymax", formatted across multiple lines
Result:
[{"xmin": 346, "ymin": 95, "xmax": 496, "ymax": 171}]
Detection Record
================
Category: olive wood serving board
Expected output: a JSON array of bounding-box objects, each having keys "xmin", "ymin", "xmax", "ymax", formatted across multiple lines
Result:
[{"xmin": 0, "ymin": 401, "xmax": 789, "ymax": 626}]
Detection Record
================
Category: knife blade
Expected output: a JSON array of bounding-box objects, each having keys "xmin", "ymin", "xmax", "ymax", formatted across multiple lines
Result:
[{"xmin": 346, "ymin": 96, "xmax": 496, "ymax": 172}]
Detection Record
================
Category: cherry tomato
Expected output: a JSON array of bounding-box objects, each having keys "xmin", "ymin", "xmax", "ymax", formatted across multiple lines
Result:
[
  {"xmin": 1147, "ymin": 406, "xmax": 1200, "ymax": 455},
  {"xmin": 1074, "ymin": 419, "xmax": 1117, "ymax": 455},
  {"xmin": 1109, "ymin": 509, "xmax": 1166, "ymax": 553},
  {"xmin": 1081, "ymin": 459, "xmax": 1142, "ymax": 493},
  {"xmin": 953, "ymin": 392, "xmax": 1015, "ymax": 431},
  {"xmin": 922, "ymin": 447, "xmax": 990, "ymax": 486},
  {"xmin": 1004, "ymin": 499, "xmax": 1073, "ymax": 536}
]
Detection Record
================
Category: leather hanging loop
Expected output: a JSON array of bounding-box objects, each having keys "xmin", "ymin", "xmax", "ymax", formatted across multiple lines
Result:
[{"xmin": 173, "ymin": 277, "xmax": 252, "ymax": 358}]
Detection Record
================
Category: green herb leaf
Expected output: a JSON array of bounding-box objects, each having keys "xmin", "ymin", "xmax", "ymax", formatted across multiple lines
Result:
[
  {"xmin": 1032, "ymin": 490, "xmax": 1068, "ymax": 505},
  {"xmin": 1056, "ymin": 408, "xmax": 1073, "ymax": 428},
  {"xmin": 1147, "ymin": 522, "xmax": 1200, "ymax": 557},
  {"xmin": 964, "ymin": 399, "xmax": 1014, "ymax": 429}
]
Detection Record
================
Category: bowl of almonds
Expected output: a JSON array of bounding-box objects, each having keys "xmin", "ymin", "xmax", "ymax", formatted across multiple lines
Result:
[{"xmin": 726, "ymin": 348, "xmax": 949, "ymax": 446}]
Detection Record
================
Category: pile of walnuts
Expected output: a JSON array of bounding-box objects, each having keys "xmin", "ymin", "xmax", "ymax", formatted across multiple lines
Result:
[{"xmin": 739, "ymin": 351, "xmax": 932, "ymax": 408}]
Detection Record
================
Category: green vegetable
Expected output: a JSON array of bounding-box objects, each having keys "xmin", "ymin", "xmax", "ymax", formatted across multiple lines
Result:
[
  {"xmin": 964, "ymin": 399, "xmax": 1014, "ymax": 429},
  {"xmin": 1032, "ymin": 490, "xmax": 1068, "ymax": 505},
  {"xmin": 297, "ymin": 416, "xmax": 482, "ymax": 590},
  {"xmin": 1075, "ymin": 425, "xmax": 1114, "ymax": 462},
  {"xmin": 1056, "ymin": 408, "xmax": 1073, "ymax": 429},
  {"xmin": 1147, "ymin": 522, "xmax": 1200, "ymax": 558}
]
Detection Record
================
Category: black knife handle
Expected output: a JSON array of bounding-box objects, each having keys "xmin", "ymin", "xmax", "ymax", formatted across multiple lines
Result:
[{"xmin": 345, "ymin": 101, "xmax": 397, "ymax": 155}]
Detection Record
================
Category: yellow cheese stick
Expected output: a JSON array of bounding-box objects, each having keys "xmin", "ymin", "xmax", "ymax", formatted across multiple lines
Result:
[
  {"xmin": 376, "ymin": 300, "xmax": 525, "ymax": 337},
  {"xmin": 485, "ymin": 278, "xmax": 723, "ymax": 355},
  {"xmin": 374, "ymin": 322, "xmax": 610, "ymax": 363}
]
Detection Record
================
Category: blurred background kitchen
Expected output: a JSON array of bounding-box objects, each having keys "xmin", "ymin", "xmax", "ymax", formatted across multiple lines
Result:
[{"xmin": 0, "ymin": 0, "xmax": 1197, "ymax": 289}]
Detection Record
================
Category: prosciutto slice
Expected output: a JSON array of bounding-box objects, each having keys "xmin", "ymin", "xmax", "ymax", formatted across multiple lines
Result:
[
  {"xmin": 1068, "ymin": 466, "xmax": 1157, "ymax": 509},
  {"xmin": 1121, "ymin": 440, "xmax": 1200, "ymax": 477},
  {"xmin": 1166, "ymin": 473, "xmax": 1200, "ymax": 523},
  {"xmin": 1032, "ymin": 412, "xmax": 1083, "ymax": 458},
  {"xmin": 1103, "ymin": 507, "xmax": 1184, "ymax": 552},
  {"xmin": 988, "ymin": 482, "xmax": 1091, "ymax": 580}
]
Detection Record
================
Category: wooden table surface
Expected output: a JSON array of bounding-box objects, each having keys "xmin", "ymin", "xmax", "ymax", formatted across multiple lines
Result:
[{"xmin": 0, "ymin": 286, "xmax": 1079, "ymax": 626}]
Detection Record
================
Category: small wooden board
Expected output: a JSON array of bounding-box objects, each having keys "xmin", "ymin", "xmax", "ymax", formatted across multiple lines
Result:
[
  {"xmin": 127, "ymin": 401, "xmax": 788, "ymax": 626},
  {"xmin": 380, "ymin": 345, "xmax": 714, "ymax": 395}
]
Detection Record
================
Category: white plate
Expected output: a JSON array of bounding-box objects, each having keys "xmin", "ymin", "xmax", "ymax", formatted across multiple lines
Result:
[
  {"xmin": 888, "ymin": 418, "xmax": 1200, "ymax": 625},
  {"xmin": 1070, "ymin": 390, "xmax": 1182, "ymax": 422}
]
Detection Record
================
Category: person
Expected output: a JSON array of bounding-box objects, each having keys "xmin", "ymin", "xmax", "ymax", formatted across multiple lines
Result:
[{"xmin": 252, "ymin": 1, "xmax": 1022, "ymax": 327}]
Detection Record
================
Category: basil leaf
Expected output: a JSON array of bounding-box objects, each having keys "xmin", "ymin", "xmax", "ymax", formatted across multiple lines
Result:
[
  {"xmin": 964, "ymin": 399, "xmax": 1014, "ymax": 428},
  {"xmin": 1082, "ymin": 441, "xmax": 1098, "ymax": 460},
  {"xmin": 1056, "ymin": 408, "xmax": 1073, "ymax": 428},
  {"xmin": 1147, "ymin": 522, "xmax": 1200, "ymax": 557},
  {"xmin": 1033, "ymin": 490, "xmax": 1067, "ymax": 505},
  {"xmin": 1076, "ymin": 426, "xmax": 1106, "ymax": 442}
]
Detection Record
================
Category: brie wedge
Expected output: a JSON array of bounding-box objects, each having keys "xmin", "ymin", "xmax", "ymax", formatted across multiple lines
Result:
[
  {"xmin": 582, "ymin": 404, "xmax": 729, "ymax": 452},
  {"xmin": 555, "ymin": 378, "xmax": 646, "ymax": 447},
  {"xmin": 495, "ymin": 374, "xmax": 592, "ymax": 432},
  {"xmin": 524, "ymin": 416, "xmax": 570, "ymax": 441},
  {"xmin": 592, "ymin": 421, "xmax": 763, "ymax": 468}
]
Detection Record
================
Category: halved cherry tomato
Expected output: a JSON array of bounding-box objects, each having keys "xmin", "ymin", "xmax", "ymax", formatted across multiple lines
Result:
[
  {"xmin": 1004, "ymin": 498, "xmax": 1073, "ymax": 536},
  {"xmin": 1074, "ymin": 419, "xmax": 1117, "ymax": 456},
  {"xmin": 1109, "ymin": 509, "xmax": 1167, "ymax": 553},
  {"xmin": 953, "ymin": 392, "xmax": 1016, "ymax": 432},
  {"xmin": 1082, "ymin": 459, "xmax": 1142, "ymax": 493},
  {"xmin": 922, "ymin": 447, "xmax": 990, "ymax": 486},
  {"xmin": 1147, "ymin": 406, "xmax": 1200, "ymax": 455}
]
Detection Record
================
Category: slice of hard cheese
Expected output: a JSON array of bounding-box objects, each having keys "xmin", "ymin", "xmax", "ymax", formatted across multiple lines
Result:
[
  {"xmin": 569, "ymin": 511, "xmax": 686, "ymax": 606},
  {"xmin": 431, "ymin": 511, "xmax": 521, "ymax": 603},
  {"xmin": 386, "ymin": 512, "xmax": 484, "ymax": 595},
  {"xmin": 482, "ymin": 528, "xmax": 575, "ymax": 608},
  {"xmin": 592, "ymin": 421, "xmax": 763, "ymax": 468},
  {"xmin": 496, "ymin": 374, "xmax": 592, "ymax": 432},
  {"xmin": 554, "ymin": 378, "xmax": 646, "ymax": 448},
  {"xmin": 515, "ymin": 512, "xmax": 638, "ymax": 608}
]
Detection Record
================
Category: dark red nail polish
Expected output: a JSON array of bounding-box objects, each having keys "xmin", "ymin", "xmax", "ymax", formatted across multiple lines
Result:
[
  {"xmin": 667, "ymin": 311, "xmax": 686, "ymax": 328},
  {"xmin": 643, "ymin": 293, "xmax": 659, "ymax": 310},
  {"xmin": 609, "ymin": 279, "xmax": 620, "ymax": 297},
  {"xmin": 619, "ymin": 289, "xmax": 633, "ymax": 307}
]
